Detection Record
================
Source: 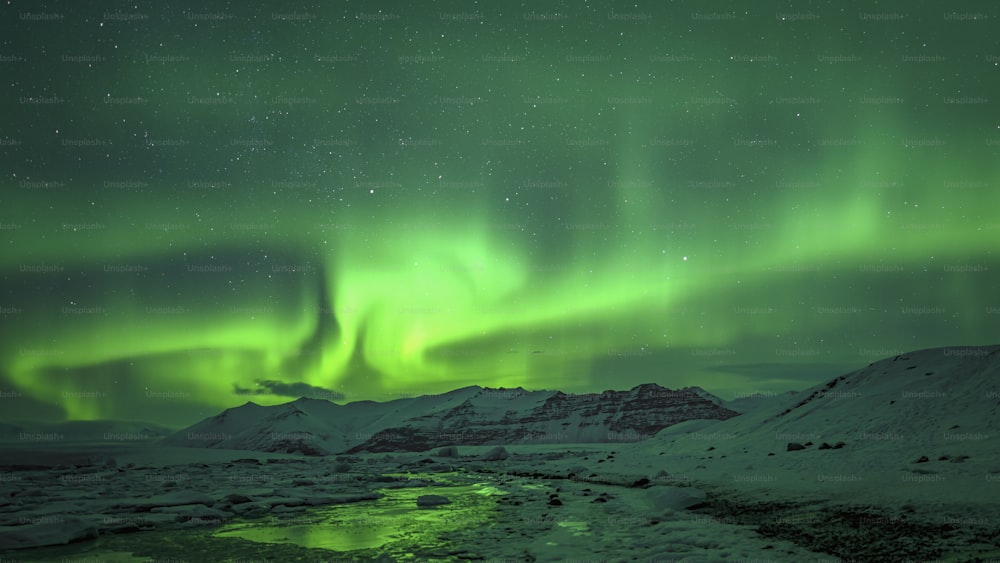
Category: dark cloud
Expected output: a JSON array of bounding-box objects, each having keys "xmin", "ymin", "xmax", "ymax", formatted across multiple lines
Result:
[{"xmin": 233, "ymin": 379, "xmax": 344, "ymax": 401}]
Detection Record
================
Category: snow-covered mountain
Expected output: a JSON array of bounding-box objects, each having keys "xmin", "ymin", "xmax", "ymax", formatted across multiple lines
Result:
[
  {"xmin": 620, "ymin": 345, "xmax": 1000, "ymax": 508},
  {"xmin": 654, "ymin": 345, "xmax": 1000, "ymax": 455},
  {"xmin": 162, "ymin": 384, "xmax": 738, "ymax": 455},
  {"xmin": 348, "ymin": 383, "xmax": 739, "ymax": 453}
]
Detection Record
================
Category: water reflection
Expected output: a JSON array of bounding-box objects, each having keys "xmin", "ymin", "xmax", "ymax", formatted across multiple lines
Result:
[{"xmin": 213, "ymin": 473, "xmax": 504, "ymax": 553}]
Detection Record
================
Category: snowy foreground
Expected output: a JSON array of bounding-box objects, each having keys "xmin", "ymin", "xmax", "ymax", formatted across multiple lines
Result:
[
  {"xmin": 1, "ymin": 345, "xmax": 999, "ymax": 561},
  {"xmin": 0, "ymin": 440, "xmax": 997, "ymax": 562},
  {"xmin": 0, "ymin": 444, "xmax": 864, "ymax": 562}
]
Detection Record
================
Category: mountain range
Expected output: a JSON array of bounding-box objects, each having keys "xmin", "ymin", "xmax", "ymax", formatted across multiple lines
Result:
[{"xmin": 160, "ymin": 383, "xmax": 740, "ymax": 455}]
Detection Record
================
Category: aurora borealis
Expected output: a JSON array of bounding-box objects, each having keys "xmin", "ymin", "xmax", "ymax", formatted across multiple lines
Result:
[{"xmin": 1, "ymin": 1, "xmax": 998, "ymax": 426}]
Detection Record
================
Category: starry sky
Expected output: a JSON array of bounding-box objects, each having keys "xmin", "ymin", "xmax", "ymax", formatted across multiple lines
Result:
[{"xmin": 1, "ymin": 1, "xmax": 998, "ymax": 426}]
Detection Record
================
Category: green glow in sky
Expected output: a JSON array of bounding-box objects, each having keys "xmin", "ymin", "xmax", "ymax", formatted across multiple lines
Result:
[{"xmin": 1, "ymin": 1, "xmax": 997, "ymax": 425}]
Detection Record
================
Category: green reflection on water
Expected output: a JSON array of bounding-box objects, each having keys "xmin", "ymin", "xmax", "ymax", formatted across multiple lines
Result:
[{"xmin": 213, "ymin": 474, "xmax": 504, "ymax": 553}]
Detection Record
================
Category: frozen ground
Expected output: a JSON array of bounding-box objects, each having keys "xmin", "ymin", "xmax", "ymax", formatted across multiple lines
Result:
[
  {"xmin": 1, "ymin": 441, "xmax": 997, "ymax": 561},
  {"xmin": 2, "ymin": 345, "xmax": 997, "ymax": 561},
  {"xmin": 1, "ymin": 442, "xmax": 837, "ymax": 562}
]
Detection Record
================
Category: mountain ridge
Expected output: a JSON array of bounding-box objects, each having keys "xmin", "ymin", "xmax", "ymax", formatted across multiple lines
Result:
[{"xmin": 162, "ymin": 383, "xmax": 738, "ymax": 455}]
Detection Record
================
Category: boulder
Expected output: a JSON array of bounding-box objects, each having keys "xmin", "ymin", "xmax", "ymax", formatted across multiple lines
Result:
[
  {"xmin": 786, "ymin": 442, "xmax": 806, "ymax": 451},
  {"xmin": 224, "ymin": 493, "xmax": 253, "ymax": 504}
]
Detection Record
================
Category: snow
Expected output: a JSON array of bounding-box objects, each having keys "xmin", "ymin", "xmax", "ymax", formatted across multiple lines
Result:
[
  {"xmin": 637, "ymin": 344, "xmax": 1000, "ymax": 508},
  {"xmin": 725, "ymin": 390, "xmax": 800, "ymax": 414},
  {"xmin": 0, "ymin": 516, "xmax": 97, "ymax": 550},
  {"xmin": 160, "ymin": 383, "xmax": 734, "ymax": 455},
  {"xmin": 1, "ymin": 345, "xmax": 998, "ymax": 560},
  {"xmin": 112, "ymin": 490, "xmax": 215, "ymax": 510}
]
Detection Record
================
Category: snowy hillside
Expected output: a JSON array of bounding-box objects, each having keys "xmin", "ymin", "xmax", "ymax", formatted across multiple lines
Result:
[
  {"xmin": 651, "ymin": 345, "xmax": 1000, "ymax": 463},
  {"xmin": 584, "ymin": 344, "xmax": 1000, "ymax": 559},
  {"xmin": 724, "ymin": 390, "xmax": 799, "ymax": 414}
]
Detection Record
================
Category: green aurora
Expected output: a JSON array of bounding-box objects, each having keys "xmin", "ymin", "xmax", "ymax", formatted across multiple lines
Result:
[{"xmin": 1, "ymin": 1, "xmax": 998, "ymax": 425}]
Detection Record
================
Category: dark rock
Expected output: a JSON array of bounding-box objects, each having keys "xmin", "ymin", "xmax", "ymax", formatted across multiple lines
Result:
[
  {"xmin": 950, "ymin": 455, "xmax": 969, "ymax": 463},
  {"xmin": 416, "ymin": 495, "xmax": 451, "ymax": 507},
  {"xmin": 481, "ymin": 446, "xmax": 509, "ymax": 461},
  {"xmin": 230, "ymin": 458, "xmax": 261, "ymax": 465},
  {"xmin": 422, "ymin": 463, "xmax": 452, "ymax": 472},
  {"xmin": 914, "ymin": 456, "xmax": 930, "ymax": 463},
  {"xmin": 786, "ymin": 442, "xmax": 806, "ymax": 451},
  {"xmin": 225, "ymin": 494, "xmax": 253, "ymax": 504},
  {"xmin": 818, "ymin": 442, "xmax": 832, "ymax": 450},
  {"xmin": 630, "ymin": 478, "xmax": 651, "ymax": 488},
  {"xmin": 548, "ymin": 498, "xmax": 562, "ymax": 506},
  {"xmin": 348, "ymin": 385, "xmax": 738, "ymax": 452},
  {"xmin": 436, "ymin": 446, "xmax": 459, "ymax": 458},
  {"xmin": 833, "ymin": 441, "xmax": 846, "ymax": 449}
]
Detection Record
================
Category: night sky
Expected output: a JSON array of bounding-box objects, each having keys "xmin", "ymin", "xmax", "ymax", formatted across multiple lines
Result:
[{"xmin": 2, "ymin": 1, "xmax": 998, "ymax": 426}]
